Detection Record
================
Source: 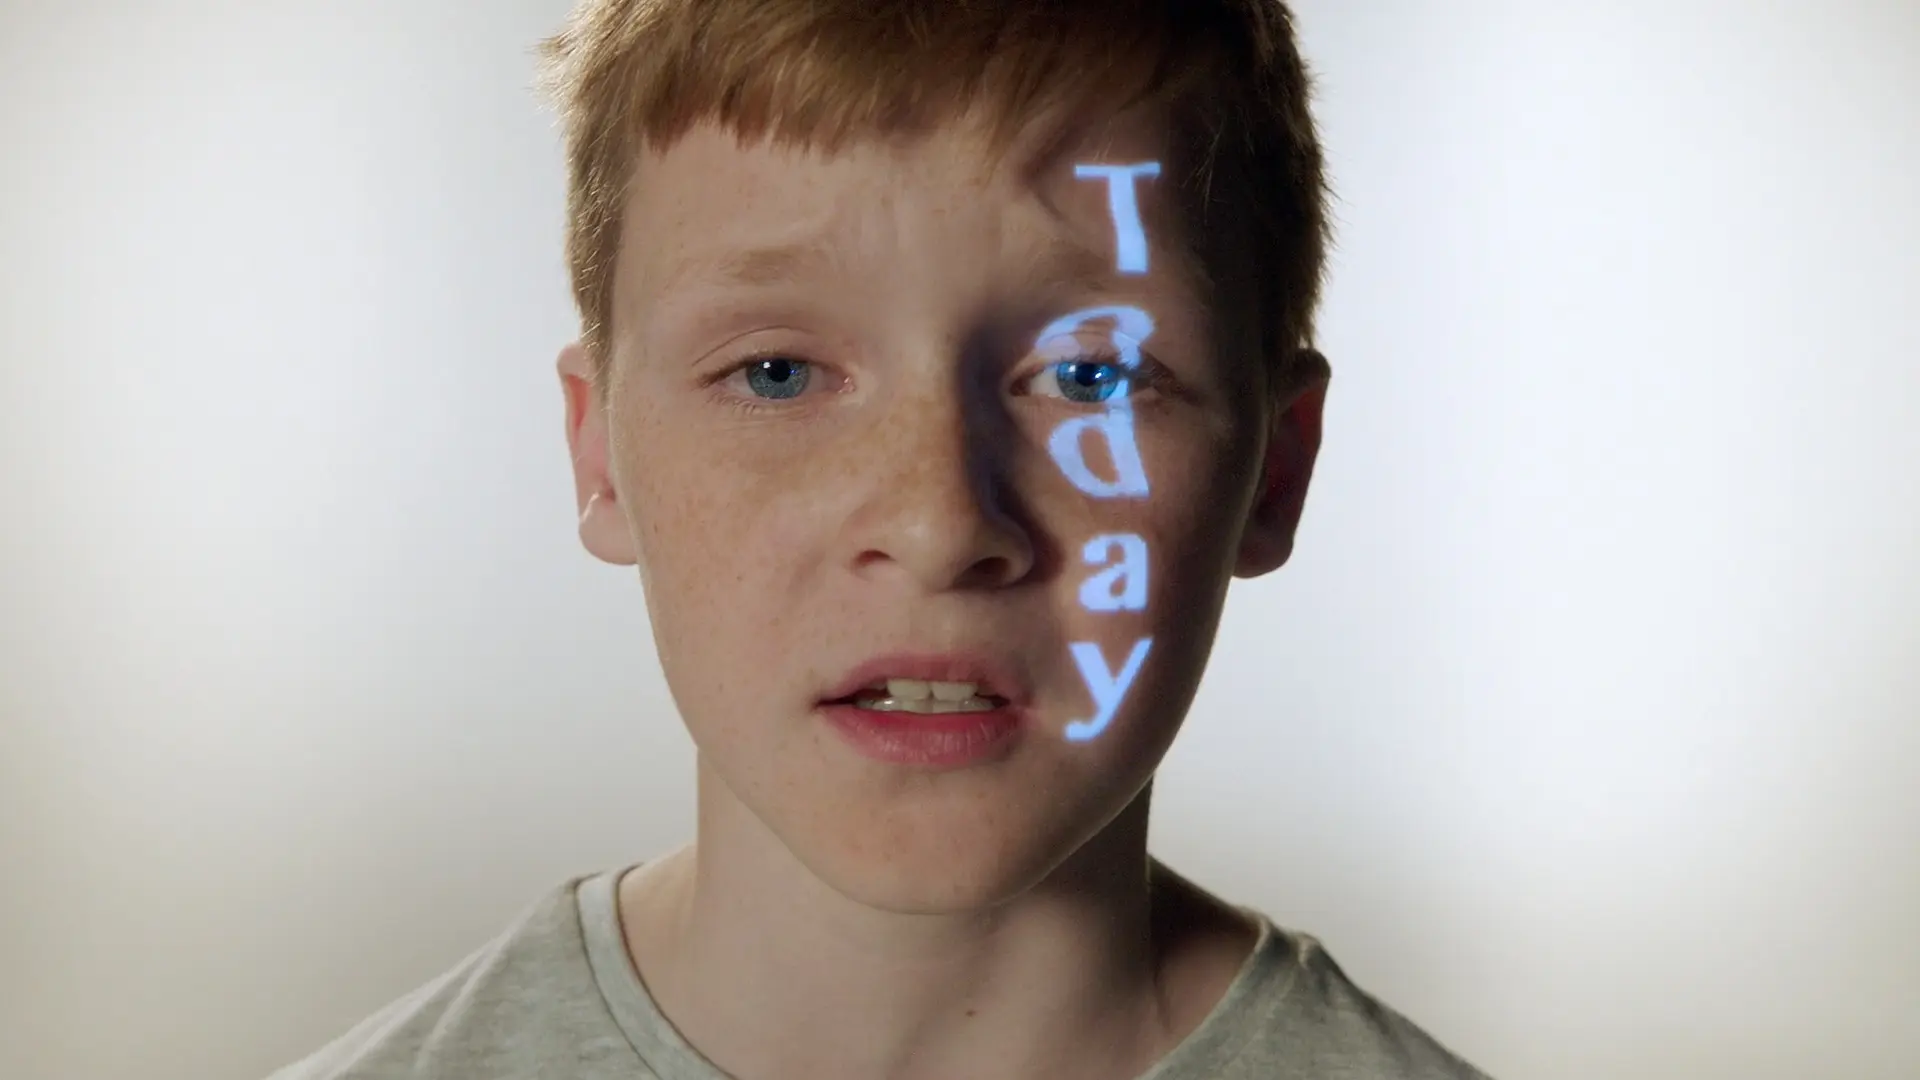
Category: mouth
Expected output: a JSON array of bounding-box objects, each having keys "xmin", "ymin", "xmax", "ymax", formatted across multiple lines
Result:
[
  {"xmin": 818, "ymin": 652, "xmax": 1030, "ymax": 711},
  {"xmin": 822, "ymin": 678, "xmax": 1011, "ymax": 715},
  {"xmin": 817, "ymin": 653, "xmax": 1031, "ymax": 767}
]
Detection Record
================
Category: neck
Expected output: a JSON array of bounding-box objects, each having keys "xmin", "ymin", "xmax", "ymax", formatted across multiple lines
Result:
[{"xmin": 617, "ymin": 760, "xmax": 1244, "ymax": 1080}]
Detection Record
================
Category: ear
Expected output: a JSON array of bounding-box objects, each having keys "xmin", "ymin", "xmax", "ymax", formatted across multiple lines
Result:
[
  {"xmin": 558, "ymin": 342, "xmax": 639, "ymax": 567},
  {"xmin": 1234, "ymin": 349, "xmax": 1330, "ymax": 579}
]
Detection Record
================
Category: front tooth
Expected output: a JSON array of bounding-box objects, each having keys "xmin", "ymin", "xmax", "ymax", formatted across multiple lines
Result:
[
  {"xmin": 857, "ymin": 696, "xmax": 997, "ymax": 714},
  {"xmin": 886, "ymin": 678, "xmax": 932, "ymax": 701},
  {"xmin": 930, "ymin": 680, "xmax": 979, "ymax": 702}
]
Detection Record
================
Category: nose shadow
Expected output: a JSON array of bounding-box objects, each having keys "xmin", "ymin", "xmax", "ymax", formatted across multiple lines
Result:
[{"xmin": 955, "ymin": 312, "xmax": 1073, "ymax": 592}]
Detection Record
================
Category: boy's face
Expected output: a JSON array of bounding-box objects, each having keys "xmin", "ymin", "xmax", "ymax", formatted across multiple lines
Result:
[{"xmin": 561, "ymin": 102, "xmax": 1325, "ymax": 912}]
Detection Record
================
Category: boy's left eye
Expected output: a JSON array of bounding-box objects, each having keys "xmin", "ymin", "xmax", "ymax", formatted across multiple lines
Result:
[{"xmin": 1023, "ymin": 355, "xmax": 1141, "ymax": 405}]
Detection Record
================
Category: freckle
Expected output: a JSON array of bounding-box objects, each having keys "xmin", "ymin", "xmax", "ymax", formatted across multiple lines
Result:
[{"xmin": 966, "ymin": 1008, "xmax": 977, "ymax": 1018}]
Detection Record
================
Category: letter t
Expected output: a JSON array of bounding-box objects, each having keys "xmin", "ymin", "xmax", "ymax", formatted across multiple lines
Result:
[{"xmin": 1074, "ymin": 162, "xmax": 1162, "ymax": 275}]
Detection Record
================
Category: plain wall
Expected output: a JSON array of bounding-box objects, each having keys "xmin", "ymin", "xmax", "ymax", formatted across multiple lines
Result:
[{"xmin": 2, "ymin": 2, "xmax": 1916, "ymax": 1078}]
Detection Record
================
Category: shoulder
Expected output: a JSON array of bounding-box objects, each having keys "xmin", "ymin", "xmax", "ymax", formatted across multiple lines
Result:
[
  {"xmin": 264, "ymin": 872, "xmax": 645, "ymax": 1080},
  {"xmin": 1241, "ymin": 923, "xmax": 1495, "ymax": 1079}
]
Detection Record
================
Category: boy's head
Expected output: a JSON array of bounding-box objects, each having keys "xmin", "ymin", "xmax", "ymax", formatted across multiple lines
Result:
[{"xmin": 540, "ymin": 0, "xmax": 1332, "ymax": 912}]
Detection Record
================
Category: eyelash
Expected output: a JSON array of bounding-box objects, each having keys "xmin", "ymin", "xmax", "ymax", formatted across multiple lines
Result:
[{"xmin": 710, "ymin": 349, "xmax": 1166, "ymax": 415}]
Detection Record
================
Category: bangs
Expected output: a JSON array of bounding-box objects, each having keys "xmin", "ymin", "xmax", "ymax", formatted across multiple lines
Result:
[{"xmin": 547, "ymin": 0, "xmax": 1238, "ymax": 182}]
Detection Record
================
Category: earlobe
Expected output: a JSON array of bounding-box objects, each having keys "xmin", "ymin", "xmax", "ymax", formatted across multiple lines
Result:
[
  {"xmin": 558, "ymin": 342, "xmax": 639, "ymax": 567},
  {"xmin": 1234, "ymin": 355, "xmax": 1330, "ymax": 579},
  {"xmin": 579, "ymin": 490, "xmax": 638, "ymax": 567}
]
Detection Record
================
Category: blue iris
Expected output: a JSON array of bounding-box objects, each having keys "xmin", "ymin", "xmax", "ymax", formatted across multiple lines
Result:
[
  {"xmin": 1054, "ymin": 358, "xmax": 1125, "ymax": 404},
  {"xmin": 745, "ymin": 358, "xmax": 810, "ymax": 399}
]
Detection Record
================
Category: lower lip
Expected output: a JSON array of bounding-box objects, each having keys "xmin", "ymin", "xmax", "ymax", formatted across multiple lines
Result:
[{"xmin": 818, "ymin": 702, "xmax": 1024, "ymax": 768}]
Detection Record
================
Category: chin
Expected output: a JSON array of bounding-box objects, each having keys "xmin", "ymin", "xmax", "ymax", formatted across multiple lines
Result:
[
  {"xmin": 820, "ymin": 860, "xmax": 1043, "ymax": 916},
  {"xmin": 798, "ymin": 819, "xmax": 1075, "ymax": 916}
]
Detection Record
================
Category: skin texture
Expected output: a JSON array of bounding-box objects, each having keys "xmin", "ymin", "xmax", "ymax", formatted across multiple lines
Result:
[{"xmin": 558, "ymin": 100, "xmax": 1328, "ymax": 1080}]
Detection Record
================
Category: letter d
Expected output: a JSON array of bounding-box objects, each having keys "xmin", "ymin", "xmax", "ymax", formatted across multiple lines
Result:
[{"xmin": 1049, "ymin": 406, "xmax": 1149, "ymax": 499}]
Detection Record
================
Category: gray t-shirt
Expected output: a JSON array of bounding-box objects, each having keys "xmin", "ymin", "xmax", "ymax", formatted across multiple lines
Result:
[{"xmin": 269, "ymin": 866, "xmax": 1493, "ymax": 1079}]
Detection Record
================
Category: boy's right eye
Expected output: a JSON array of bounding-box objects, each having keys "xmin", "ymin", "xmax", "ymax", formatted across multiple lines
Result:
[
  {"xmin": 713, "ymin": 352, "xmax": 842, "ymax": 409},
  {"xmin": 739, "ymin": 356, "xmax": 812, "ymax": 400}
]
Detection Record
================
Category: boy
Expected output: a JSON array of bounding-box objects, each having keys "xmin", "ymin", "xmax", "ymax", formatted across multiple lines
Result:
[{"xmin": 272, "ymin": 1, "xmax": 1493, "ymax": 1077}]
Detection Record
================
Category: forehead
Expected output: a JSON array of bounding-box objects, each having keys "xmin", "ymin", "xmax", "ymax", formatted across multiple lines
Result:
[{"xmin": 617, "ymin": 103, "xmax": 1208, "ymax": 322}]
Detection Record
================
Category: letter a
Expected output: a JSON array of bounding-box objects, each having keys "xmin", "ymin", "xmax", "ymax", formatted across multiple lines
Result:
[
  {"xmin": 1079, "ymin": 534, "xmax": 1149, "ymax": 613},
  {"xmin": 1034, "ymin": 304, "xmax": 1156, "ymax": 378}
]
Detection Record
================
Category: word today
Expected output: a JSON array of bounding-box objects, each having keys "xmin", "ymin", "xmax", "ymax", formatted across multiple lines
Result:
[{"xmin": 1054, "ymin": 161, "xmax": 1161, "ymax": 743}]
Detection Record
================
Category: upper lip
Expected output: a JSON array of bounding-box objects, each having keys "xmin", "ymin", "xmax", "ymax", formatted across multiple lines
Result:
[{"xmin": 821, "ymin": 651, "xmax": 1031, "ymax": 705}]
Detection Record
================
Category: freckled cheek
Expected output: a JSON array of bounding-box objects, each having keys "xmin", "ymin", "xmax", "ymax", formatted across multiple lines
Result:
[
  {"xmin": 1110, "ymin": 510, "xmax": 1228, "ymax": 612},
  {"xmin": 619, "ymin": 412, "xmax": 782, "ymax": 550},
  {"xmin": 1120, "ymin": 457, "xmax": 1249, "ymax": 597},
  {"xmin": 634, "ymin": 477, "xmax": 785, "ymax": 594},
  {"xmin": 629, "ymin": 458, "xmax": 826, "ymax": 634}
]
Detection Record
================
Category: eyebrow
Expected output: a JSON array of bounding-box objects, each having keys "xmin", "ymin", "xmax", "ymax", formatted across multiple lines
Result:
[
  {"xmin": 1026, "ymin": 238, "xmax": 1122, "ymax": 297},
  {"xmin": 704, "ymin": 242, "xmax": 836, "ymax": 289},
  {"xmin": 665, "ymin": 230, "xmax": 1210, "ymax": 303}
]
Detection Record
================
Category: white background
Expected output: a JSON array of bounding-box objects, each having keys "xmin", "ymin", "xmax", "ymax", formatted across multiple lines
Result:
[{"xmin": 3, "ymin": 2, "xmax": 1916, "ymax": 1078}]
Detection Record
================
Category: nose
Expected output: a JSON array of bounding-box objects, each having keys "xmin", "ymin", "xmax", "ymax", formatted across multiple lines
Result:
[{"xmin": 840, "ymin": 388, "xmax": 1037, "ymax": 593}]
